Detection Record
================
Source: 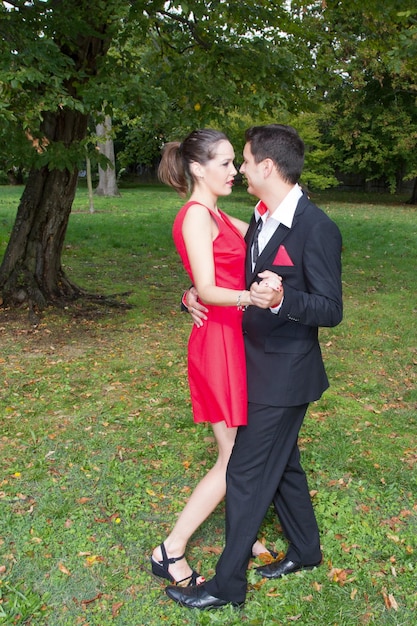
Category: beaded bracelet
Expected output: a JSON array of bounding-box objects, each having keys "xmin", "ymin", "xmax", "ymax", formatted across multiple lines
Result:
[{"xmin": 237, "ymin": 291, "xmax": 246, "ymax": 311}]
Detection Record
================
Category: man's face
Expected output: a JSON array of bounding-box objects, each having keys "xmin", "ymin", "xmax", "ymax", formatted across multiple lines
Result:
[{"xmin": 239, "ymin": 142, "xmax": 264, "ymax": 197}]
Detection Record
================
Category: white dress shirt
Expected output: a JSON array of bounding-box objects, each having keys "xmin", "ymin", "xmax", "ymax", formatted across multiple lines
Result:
[{"xmin": 252, "ymin": 183, "xmax": 303, "ymax": 312}]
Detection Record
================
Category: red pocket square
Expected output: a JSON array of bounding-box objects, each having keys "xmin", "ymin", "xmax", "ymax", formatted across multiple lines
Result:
[{"xmin": 273, "ymin": 245, "xmax": 294, "ymax": 266}]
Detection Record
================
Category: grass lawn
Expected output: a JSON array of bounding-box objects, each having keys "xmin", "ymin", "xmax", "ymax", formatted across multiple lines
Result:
[{"xmin": 0, "ymin": 183, "xmax": 416, "ymax": 625}]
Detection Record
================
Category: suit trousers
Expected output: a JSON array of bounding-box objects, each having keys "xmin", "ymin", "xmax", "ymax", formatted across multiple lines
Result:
[{"xmin": 204, "ymin": 402, "xmax": 322, "ymax": 604}]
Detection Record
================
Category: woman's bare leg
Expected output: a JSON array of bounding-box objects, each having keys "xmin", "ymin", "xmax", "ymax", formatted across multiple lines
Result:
[
  {"xmin": 152, "ymin": 421, "xmax": 236, "ymax": 583},
  {"xmin": 152, "ymin": 421, "xmax": 270, "ymax": 582}
]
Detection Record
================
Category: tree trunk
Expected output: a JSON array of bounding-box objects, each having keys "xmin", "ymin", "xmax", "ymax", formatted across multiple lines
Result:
[
  {"xmin": 0, "ymin": 108, "xmax": 89, "ymax": 309},
  {"xmin": 407, "ymin": 176, "xmax": 417, "ymax": 205},
  {"xmin": 95, "ymin": 115, "xmax": 120, "ymax": 197}
]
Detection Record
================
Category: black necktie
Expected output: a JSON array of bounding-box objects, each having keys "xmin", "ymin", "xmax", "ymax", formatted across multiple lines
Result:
[{"xmin": 252, "ymin": 219, "xmax": 263, "ymax": 265}]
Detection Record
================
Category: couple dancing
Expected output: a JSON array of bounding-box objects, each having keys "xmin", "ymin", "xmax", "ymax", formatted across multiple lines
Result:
[{"xmin": 151, "ymin": 124, "xmax": 343, "ymax": 609}]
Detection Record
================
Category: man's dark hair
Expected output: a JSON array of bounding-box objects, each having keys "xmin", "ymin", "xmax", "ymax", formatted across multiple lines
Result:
[{"xmin": 245, "ymin": 124, "xmax": 305, "ymax": 184}]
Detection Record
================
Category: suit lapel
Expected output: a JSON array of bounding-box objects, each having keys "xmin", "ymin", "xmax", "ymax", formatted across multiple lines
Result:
[
  {"xmin": 245, "ymin": 215, "xmax": 258, "ymax": 279},
  {"xmin": 246, "ymin": 224, "xmax": 290, "ymax": 285},
  {"xmin": 257, "ymin": 223, "xmax": 289, "ymax": 266},
  {"xmin": 245, "ymin": 214, "xmax": 258, "ymax": 245},
  {"xmin": 246, "ymin": 221, "xmax": 290, "ymax": 284}
]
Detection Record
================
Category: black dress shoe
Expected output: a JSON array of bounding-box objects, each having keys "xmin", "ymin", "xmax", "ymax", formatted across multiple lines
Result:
[
  {"xmin": 256, "ymin": 556, "xmax": 321, "ymax": 579},
  {"xmin": 165, "ymin": 583, "xmax": 243, "ymax": 610}
]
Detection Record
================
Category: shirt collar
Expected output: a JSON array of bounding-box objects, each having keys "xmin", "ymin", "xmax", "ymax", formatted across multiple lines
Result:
[
  {"xmin": 255, "ymin": 184, "xmax": 303, "ymax": 228},
  {"xmin": 256, "ymin": 200, "xmax": 269, "ymax": 216}
]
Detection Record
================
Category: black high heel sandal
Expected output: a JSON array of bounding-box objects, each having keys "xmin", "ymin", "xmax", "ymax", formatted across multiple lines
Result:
[{"xmin": 151, "ymin": 543, "xmax": 203, "ymax": 586}]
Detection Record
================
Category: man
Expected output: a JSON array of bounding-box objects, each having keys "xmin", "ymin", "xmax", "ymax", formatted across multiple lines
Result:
[{"xmin": 167, "ymin": 124, "xmax": 343, "ymax": 609}]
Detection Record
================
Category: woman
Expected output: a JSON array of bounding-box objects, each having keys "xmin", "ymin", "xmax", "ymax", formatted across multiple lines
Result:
[{"xmin": 151, "ymin": 129, "xmax": 271, "ymax": 587}]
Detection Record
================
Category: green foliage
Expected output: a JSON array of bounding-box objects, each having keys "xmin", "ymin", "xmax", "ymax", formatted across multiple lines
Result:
[
  {"xmin": 1, "ymin": 0, "xmax": 417, "ymax": 195},
  {"xmin": 0, "ymin": 0, "xmax": 136, "ymax": 169},
  {"xmin": 0, "ymin": 185, "xmax": 416, "ymax": 624},
  {"xmin": 290, "ymin": 111, "xmax": 339, "ymax": 191},
  {"xmin": 303, "ymin": 0, "xmax": 417, "ymax": 191},
  {"xmin": 329, "ymin": 88, "xmax": 417, "ymax": 191},
  {"xmin": 112, "ymin": 1, "xmax": 315, "ymax": 173},
  {"xmin": 0, "ymin": 1, "xmax": 316, "ymax": 177}
]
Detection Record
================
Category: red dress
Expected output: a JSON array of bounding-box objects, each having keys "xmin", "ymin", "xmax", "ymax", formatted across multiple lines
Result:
[{"xmin": 173, "ymin": 201, "xmax": 247, "ymax": 428}]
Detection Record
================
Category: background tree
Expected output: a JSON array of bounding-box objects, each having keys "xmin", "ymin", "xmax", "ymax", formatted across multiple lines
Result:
[
  {"xmin": 297, "ymin": 0, "xmax": 417, "ymax": 200},
  {"xmin": 0, "ymin": 0, "xmax": 130, "ymax": 311},
  {"xmin": 95, "ymin": 115, "xmax": 120, "ymax": 197},
  {"xmin": 385, "ymin": 7, "xmax": 417, "ymax": 203},
  {"xmin": 0, "ymin": 0, "xmax": 316, "ymax": 312}
]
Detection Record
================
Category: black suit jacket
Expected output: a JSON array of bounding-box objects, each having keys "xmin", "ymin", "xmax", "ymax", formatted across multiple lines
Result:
[{"xmin": 243, "ymin": 193, "xmax": 343, "ymax": 407}]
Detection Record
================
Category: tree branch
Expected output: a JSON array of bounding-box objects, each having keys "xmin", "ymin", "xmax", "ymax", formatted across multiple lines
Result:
[{"xmin": 157, "ymin": 9, "xmax": 211, "ymax": 50}]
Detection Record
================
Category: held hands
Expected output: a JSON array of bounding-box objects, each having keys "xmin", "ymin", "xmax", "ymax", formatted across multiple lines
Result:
[
  {"xmin": 186, "ymin": 286, "xmax": 208, "ymax": 328},
  {"xmin": 250, "ymin": 270, "xmax": 283, "ymax": 309}
]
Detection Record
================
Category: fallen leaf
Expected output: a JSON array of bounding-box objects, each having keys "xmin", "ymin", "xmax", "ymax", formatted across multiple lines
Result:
[
  {"xmin": 112, "ymin": 602, "xmax": 123, "ymax": 617},
  {"xmin": 256, "ymin": 549, "xmax": 283, "ymax": 565},
  {"xmin": 85, "ymin": 555, "xmax": 105, "ymax": 567},
  {"xmin": 341, "ymin": 542, "xmax": 361, "ymax": 553},
  {"xmin": 202, "ymin": 545, "xmax": 223, "ymax": 555},
  {"xmin": 328, "ymin": 567, "xmax": 354, "ymax": 585},
  {"xmin": 80, "ymin": 593, "xmax": 103, "ymax": 606},
  {"xmin": 31, "ymin": 536, "xmax": 42, "ymax": 544},
  {"xmin": 58, "ymin": 562, "xmax": 71, "ymax": 576},
  {"xmin": 382, "ymin": 591, "xmax": 398, "ymax": 611}
]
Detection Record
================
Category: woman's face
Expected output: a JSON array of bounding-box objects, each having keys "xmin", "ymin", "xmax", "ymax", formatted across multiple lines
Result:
[{"xmin": 197, "ymin": 140, "xmax": 237, "ymax": 197}]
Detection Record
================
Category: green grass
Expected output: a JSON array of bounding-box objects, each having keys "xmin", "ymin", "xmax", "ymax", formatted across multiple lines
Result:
[{"xmin": 0, "ymin": 183, "xmax": 416, "ymax": 625}]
